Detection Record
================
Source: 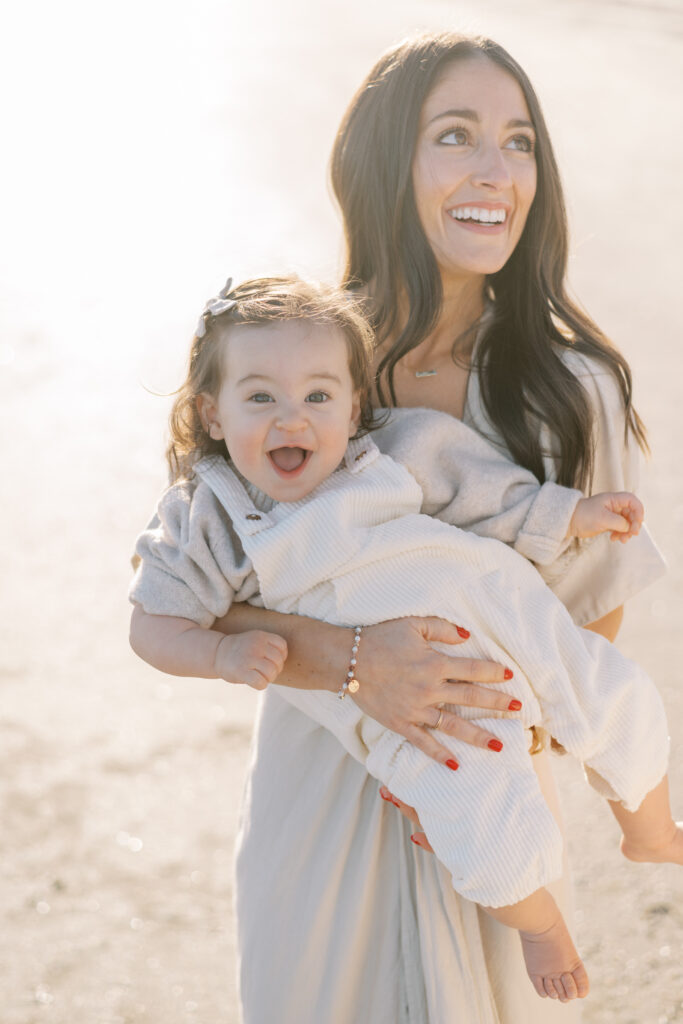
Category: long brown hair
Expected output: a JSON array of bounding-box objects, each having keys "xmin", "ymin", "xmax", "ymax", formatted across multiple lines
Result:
[
  {"xmin": 167, "ymin": 275, "xmax": 378, "ymax": 481},
  {"xmin": 330, "ymin": 32, "xmax": 647, "ymax": 488}
]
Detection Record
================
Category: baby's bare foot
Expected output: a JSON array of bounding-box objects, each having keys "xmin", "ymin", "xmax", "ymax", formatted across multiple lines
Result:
[
  {"xmin": 621, "ymin": 821, "xmax": 683, "ymax": 865},
  {"xmin": 519, "ymin": 915, "xmax": 590, "ymax": 1002}
]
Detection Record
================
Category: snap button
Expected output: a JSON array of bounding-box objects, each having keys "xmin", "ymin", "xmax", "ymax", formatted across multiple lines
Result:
[{"xmin": 246, "ymin": 513, "xmax": 261, "ymax": 521}]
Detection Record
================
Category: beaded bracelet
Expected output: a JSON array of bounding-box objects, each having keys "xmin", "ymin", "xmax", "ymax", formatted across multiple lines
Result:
[{"xmin": 337, "ymin": 626, "xmax": 362, "ymax": 700}]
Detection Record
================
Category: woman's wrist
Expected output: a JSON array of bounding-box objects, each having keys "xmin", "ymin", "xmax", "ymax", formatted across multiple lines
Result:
[{"xmin": 212, "ymin": 602, "xmax": 352, "ymax": 692}]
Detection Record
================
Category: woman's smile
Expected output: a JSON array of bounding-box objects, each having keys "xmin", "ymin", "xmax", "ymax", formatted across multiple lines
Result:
[{"xmin": 447, "ymin": 201, "xmax": 510, "ymax": 233}]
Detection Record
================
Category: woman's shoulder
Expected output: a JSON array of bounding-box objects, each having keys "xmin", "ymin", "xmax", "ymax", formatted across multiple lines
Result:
[{"xmin": 556, "ymin": 346, "xmax": 627, "ymax": 418}]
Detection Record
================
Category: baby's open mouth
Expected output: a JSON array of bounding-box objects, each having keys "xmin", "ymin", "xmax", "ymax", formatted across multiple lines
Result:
[{"xmin": 268, "ymin": 447, "xmax": 311, "ymax": 474}]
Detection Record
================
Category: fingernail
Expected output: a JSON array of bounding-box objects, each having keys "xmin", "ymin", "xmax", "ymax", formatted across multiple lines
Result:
[
  {"xmin": 391, "ymin": 798, "xmax": 401, "ymax": 808},
  {"xmin": 446, "ymin": 759, "xmax": 459, "ymax": 771},
  {"xmin": 488, "ymin": 739, "xmax": 503, "ymax": 752},
  {"xmin": 379, "ymin": 789, "xmax": 393, "ymax": 802},
  {"xmin": 410, "ymin": 833, "xmax": 424, "ymax": 847},
  {"xmin": 456, "ymin": 626, "xmax": 470, "ymax": 639},
  {"xmin": 504, "ymin": 668, "xmax": 514, "ymax": 680},
  {"xmin": 508, "ymin": 699, "xmax": 522, "ymax": 711}
]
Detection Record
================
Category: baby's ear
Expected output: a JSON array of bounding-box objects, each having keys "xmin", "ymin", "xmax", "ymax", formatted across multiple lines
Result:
[
  {"xmin": 197, "ymin": 393, "xmax": 225, "ymax": 440},
  {"xmin": 349, "ymin": 391, "xmax": 362, "ymax": 436}
]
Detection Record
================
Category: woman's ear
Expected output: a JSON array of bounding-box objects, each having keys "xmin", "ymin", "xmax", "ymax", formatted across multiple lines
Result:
[{"xmin": 196, "ymin": 393, "xmax": 225, "ymax": 440}]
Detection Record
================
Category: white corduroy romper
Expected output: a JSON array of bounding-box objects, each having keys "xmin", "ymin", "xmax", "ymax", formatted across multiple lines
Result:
[{"xmin": 195, "ymin": 435, "xmax": 668, "ymax": 907}]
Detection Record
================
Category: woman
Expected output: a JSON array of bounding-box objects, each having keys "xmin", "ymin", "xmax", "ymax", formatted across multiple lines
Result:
[{"xmin": 216, "ymin": 32, "xmax": 665, "ymax": 1023}]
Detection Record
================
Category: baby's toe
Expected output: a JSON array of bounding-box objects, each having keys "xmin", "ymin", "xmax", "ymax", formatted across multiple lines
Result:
[
  {"xmin": 543, "ymin": 977, "xmax": 561, "ymax": 1000},
  {"xmin": 574, "ymin": 963, "xmax": 590, "ymax": 998},
  {"xmin": 530, "ymin": 975, "xmax": 547, "ymax": 999},
  {"xmin": 560, "ymin": 972, "xmax": 578, "ymax": 1000}
]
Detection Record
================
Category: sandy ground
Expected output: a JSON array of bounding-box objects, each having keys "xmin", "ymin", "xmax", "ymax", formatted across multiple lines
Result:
[{"xmin": 1, "ymin": 0, "xmax": 682, "ymax": 1021}]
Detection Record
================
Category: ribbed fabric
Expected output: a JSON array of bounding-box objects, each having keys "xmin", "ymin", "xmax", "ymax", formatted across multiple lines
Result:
[{"xmin": 188, "ymin": 436, "xmax": 669, "ymax": 908}]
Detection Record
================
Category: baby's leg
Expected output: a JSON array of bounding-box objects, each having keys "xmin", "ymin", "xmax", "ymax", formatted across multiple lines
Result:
[
  {"xmin": 611, "ymin": 775, "xmax": 683, "ymax": 865},
  {"xmin": 483, "ymin": 888, "xmax": 590, "ymax": 1003}
]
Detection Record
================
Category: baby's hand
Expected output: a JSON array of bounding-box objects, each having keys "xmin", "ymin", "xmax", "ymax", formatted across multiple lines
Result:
[
  {"xmin": 214, "ymin": 630, "xmax": 288, "ymax": 690},
  {"xmin": 569, "ymin": 491, "xmax": 644, "ymax": 543}
]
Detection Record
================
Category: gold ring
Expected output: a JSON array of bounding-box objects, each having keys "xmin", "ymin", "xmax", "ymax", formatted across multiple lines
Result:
[{"xmin": 432, "ymin": 708, "xmax": 444, "ymax": 731}]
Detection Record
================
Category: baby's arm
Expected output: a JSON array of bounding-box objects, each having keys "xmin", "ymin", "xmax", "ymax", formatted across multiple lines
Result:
[
  {"xmin": 568, "ymin": 491, "xmax": 643, "ymax": 543},
  {"xmin": 129, "ymin": 605, "xmax": 287, "ymax": 690},
  {"xmin": 375, "ymin": 408, "xmax": 643, "ymax": 563},
  {"xmin": 129, "ymin": 479, "xmax": 286, "ymax": 688}
]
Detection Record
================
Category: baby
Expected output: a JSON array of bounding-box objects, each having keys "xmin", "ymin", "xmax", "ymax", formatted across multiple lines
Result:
[{"xmin": 129, "ymin": 275, "xmax": 681, "ymax": 1002}]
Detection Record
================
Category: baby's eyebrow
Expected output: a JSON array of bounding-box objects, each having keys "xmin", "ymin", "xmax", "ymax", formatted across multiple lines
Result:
[{"xmin": 236, "ymin": 372, "xmax": 343, "ymax": 386}]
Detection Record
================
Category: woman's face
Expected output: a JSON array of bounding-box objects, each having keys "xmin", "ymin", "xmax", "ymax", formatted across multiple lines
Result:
[{"xmin": 412, "ymin": 55, "xmax": 537, "ymax": 286}]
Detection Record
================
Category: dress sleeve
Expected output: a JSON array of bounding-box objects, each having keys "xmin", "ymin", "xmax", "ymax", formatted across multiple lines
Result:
[
  {"xmin": 128, "ymin": 480, "xmax": 260, "ymax": 627},
  {"xmin": 537, "ymin": 355, "xmax": 666, "ymax": 625},
  {"xmin": 373, "ymin": 407, "xmax": 582, "ymax": 565}
]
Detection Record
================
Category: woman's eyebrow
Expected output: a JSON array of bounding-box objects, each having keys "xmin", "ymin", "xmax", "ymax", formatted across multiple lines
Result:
[
  {"xmin": 427, "ymin": 107, "xmax": 478, "ymax": 125},
  {"xmin": 426, "ymin": 108, "xmax": 534, "ymax": 131}
]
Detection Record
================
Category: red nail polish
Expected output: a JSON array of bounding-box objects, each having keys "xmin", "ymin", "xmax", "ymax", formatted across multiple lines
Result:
[
  {"xmin": 504, "ymin": 668, "xmax": 514, "ymax": 680},
  {"xmin": 379, "ymin": 790, "xmax": 393, "ymax": 802},
  {"xmin": 508, "ymin": 699, "xmax": 522, "ymax": 711},
  {"xmin": 446, "ymin": 759, "xmax": 459, "ymax": 771},
  {"xmin": 456, "ymin": 626, "xmax": 470, "ymax": 639},
  {"xmin": 391, "ymin": 798, "xmax": 401, "ymax": 808},
  {"xmin": 488, "ymin": 739, "xmax": 503, "ymax": 752},
  {"xmin": 410, "ymin": 834, "xmax": 423, "ymax": 847}
]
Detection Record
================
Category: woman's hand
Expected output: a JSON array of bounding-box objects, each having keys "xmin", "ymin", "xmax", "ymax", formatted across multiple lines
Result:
[
  {"xmin": 353, "ymin": 616, "xmax": 517, "ymax": 766},
  {"xmin": 212, "ymin": 604, "xmax": 515, "ymax": 766},
  {"xmin": 380, "ymin": 786, "xmax": 434, "ymax": 852}
]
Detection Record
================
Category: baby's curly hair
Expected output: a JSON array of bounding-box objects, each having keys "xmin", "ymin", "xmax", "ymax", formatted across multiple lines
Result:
[{"xmin": 167, "ymin": 275, "xmax": 378, "ymax": 482}]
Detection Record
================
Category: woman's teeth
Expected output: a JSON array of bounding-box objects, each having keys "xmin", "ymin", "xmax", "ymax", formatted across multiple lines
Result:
[{"xmin": 449, "ymin": 207, "xmax": 507, "ymax": 223}]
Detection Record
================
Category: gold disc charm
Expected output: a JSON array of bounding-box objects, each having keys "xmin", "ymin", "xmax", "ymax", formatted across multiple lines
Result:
[{"xmin": 347, "ymin": 679, "xmax": 360, "ymax": 694}]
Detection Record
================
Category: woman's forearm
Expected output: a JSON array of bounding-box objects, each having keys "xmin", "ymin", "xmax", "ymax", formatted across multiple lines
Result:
[{"xmin": 212, "ymin": 603, "xmax": 350, "ymax": 692}]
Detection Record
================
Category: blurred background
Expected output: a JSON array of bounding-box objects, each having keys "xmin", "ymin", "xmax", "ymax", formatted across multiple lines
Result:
[{"xmin": 1, "ymin": 0, "xmax": 681, "ymax": 1021}]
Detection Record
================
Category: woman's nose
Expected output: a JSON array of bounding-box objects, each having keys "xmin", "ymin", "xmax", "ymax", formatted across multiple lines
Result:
[{"xmin": 470, "ymin": 143, "xmax": 513, "ymax": 191}]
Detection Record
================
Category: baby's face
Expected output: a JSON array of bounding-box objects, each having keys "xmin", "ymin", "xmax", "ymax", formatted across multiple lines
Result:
[{"xmin": 203, "ymin": 319, "xmax": 361, "ymax": 502}]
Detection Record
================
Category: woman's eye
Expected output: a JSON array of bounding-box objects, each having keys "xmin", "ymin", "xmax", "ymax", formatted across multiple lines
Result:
[
  {"xmin": 438, "ymin": 127, "xmax": 469, "ymax": 146},
  {"xmin": 249, "ymin": 392, "xmax": 274, "ymax": 403},
  {"xmin": 306, "ymin": 391, "xmax": 329, "ymax": 403},
  {"xmin": 506, "ymin": 134, "xmax": 535, "ymax": 153}
]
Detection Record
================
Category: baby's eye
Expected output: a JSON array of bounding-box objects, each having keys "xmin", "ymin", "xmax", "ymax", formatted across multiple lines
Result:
[
  {"xmin": 248, "ymin": 392, "xmax": 274, "ymax": 403},
  {"xmin": 505, "ymin": 134, "xmax": 535, "ymax": 153},
  {"xmin": 306, "ymin": 391, "xmax": 330, "ymax": 403},
  {"xmin": 438, "ymin": 127, "xmax": 470, "ymax": 146}
]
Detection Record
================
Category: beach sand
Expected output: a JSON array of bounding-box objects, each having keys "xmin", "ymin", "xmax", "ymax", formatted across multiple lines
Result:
[{"xmin": 1, "ymin": 0, "xmax": 681, "ymax": 1020}]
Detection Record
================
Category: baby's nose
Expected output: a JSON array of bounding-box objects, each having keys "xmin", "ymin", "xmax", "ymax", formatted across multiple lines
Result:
[{"xmin": 275, "ymin": 404, "xmax": 307, "ymax": 430}]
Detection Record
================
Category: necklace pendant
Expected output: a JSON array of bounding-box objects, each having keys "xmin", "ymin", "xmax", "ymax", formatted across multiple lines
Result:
[{"xmin": 415, "ymin": 369, "xmax": 437, "ymax": 378}]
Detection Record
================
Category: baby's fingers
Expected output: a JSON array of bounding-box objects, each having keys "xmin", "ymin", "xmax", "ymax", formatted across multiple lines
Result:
[{"xmin": 607, "ymin": 493, "xmax": 644, "ymax": 540}]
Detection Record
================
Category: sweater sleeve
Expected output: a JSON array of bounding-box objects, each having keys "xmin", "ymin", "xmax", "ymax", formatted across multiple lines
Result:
[
  {"xmin": 372, "ymin": 407, "xmax": 582, "ymax": 565},
  {"xmin": 128, "ymin": 480, "xmax": 261, "ymax": 627},
  {"xmin": 536, "ymin": 356, "xmax": 666, "ymax": 623}
]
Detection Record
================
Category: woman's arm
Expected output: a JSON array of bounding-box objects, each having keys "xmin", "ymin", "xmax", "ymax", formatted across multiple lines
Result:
[{"xmin": 213, "ymin": 602, "xmax": 518, "ymax": 766}]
